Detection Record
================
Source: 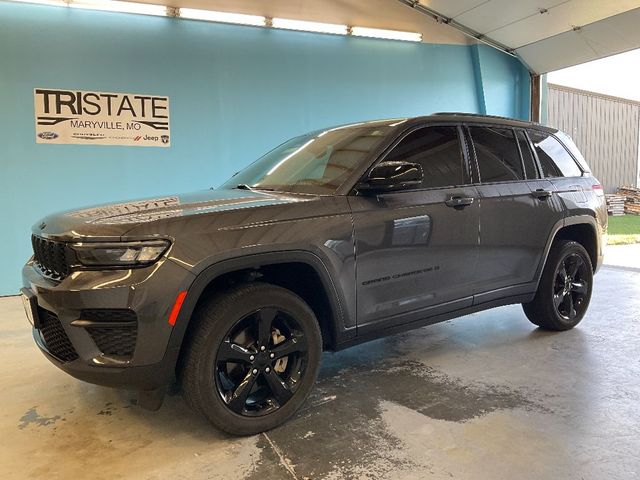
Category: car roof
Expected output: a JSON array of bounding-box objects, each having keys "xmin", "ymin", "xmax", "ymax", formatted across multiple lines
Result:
[
  {"xmin": 422, "ymin": 112, "xmax": 554, "ymax": 131},
  {"xmin": 332, "ymin": 113, "xmax": 556, "ymax": 133}
]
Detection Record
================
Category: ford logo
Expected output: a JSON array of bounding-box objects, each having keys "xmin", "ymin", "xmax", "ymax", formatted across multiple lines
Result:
[{"xmin": 38, "ymin": 131, "xmax": 59, "ymax": 140}]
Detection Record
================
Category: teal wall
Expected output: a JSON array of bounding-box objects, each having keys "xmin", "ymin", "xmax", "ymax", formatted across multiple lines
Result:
[
  {"xmin": 471, "ymin": 44, "xmax": 531, "ymax": 119},
  {"xmin": 0, "ymin": 3, "xmax": 530, "ymax": 295}
]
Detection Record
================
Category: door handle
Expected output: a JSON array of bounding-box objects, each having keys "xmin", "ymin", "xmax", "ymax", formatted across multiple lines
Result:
[
  {"xmin": 532, "ymin": 189, "xmax": 553, "ymax": 200},
  {"xmin": 445, "ymin": 196, "xmax": 474, "ymax": 209}
]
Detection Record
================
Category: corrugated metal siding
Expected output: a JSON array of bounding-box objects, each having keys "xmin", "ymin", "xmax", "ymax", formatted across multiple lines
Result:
[{"xmin": 547, "ymin": 84, "xmax": 640, "ymax": 193}]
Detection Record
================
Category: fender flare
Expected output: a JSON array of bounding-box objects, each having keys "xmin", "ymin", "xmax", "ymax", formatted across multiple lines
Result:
[
  {"xmin": 534, "ymin": 214, "xmax": 599, "ymax": 289},
  {"xmin": 163, "ymin": 250, "xmax": 347, "ymax": 371}
]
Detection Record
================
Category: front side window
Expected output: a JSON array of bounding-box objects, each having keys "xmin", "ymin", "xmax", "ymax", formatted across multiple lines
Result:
[
  {"xmin": 221, "ymin": 124, "xmax": 395, "ymax": 194},
  {"xmin": 529, "ymin": 130, "xmax": 582, "ymax": 178},
  {"xmin": 384, "ymin": 126, "xmax": 464, "ymax": 189},
  {"xmin": 469, "ymin": 126, "xmax": 524, "ymax": 182}
]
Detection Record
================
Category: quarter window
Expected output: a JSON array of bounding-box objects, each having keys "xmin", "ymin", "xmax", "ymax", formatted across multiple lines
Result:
[
  {"xmin": 469, "ymin": 127, "xmax": 524, "ymax": 182},
  {"xmin": 528, "ymin": 130, "xmax": 582, "ymax": 178},
  {"xmin": 384, "ymin": 126, "xmax": 464, "ymax": 189}
]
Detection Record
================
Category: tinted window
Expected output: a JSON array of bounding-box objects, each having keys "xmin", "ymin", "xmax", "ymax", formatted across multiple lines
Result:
[
  {"xmin": 515, "ymin": 130, "xmax": 539, "ymax": 179},
  {"xmin": 529, "ymin": 130, "xmax": 582, "ymax": 178},
  {"xmin": 385, "ymin": 126, "xmax": 464, "ymax": 189},
  {"xmin": 553, "ymin": 131, "xmax": 591, "ymax": 173},
  {"xmin": 469, "ymin": 127, "xmax": 523, "ymax": 182}
]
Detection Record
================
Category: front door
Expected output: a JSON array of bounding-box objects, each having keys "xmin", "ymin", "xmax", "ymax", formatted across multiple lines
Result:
[{"xmin": 349, "ymin": 125, "xmax": 480, "ymax": 330}]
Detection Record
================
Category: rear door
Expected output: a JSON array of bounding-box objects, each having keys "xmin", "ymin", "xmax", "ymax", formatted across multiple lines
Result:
[
  {"xmin": 528, "ymin": 129, "xmax": 589, "ymax": 210},
  {"xmin": 348, "ymin": 125, "xmax": 480, "ymax": 330},
  {"xmin": 466, "ymin": 125, "xmax": 563, "ymax": 302}
]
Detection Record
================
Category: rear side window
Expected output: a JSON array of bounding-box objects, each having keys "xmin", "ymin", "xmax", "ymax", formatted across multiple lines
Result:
[
  {"xmin": 528, "ymin": 130, "xmax": 582, "ymax": 178},
  {"xmin": 384, "ymin": 126, "xmax": 464, "ymax": 189},
  {"xmin": 469, "ymin": 126, "xmax": 523, "ymax": 182},
  {"xmin": 515, "ymin": 130, "xmax": 539, "ymax": 179}
]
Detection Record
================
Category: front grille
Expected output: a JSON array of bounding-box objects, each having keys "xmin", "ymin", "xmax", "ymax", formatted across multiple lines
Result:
[
  {"xmin": 86, "ymin": 327, "xmax": 137, "ymax": 357},
  {"xmin": 37, "ymin": 307, "xmax": 79, "ymax": 362},
  {"xmin": 31, "ymin": 235, "xmax": 72, "ymax": 280},
  {"xmin": 83, "ymin": 309, "xmax": 137, "ymax": 358}
]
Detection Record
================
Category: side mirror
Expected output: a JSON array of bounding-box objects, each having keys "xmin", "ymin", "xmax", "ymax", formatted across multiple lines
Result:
[{"xmin": 358, "ymin": 161, "xmax": 423, "ymax": 193}]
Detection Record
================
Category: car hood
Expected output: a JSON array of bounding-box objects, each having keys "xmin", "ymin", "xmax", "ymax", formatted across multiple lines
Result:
[{"xmin": 33, "ymin": 188, "xmax": 309, "ymax": 241}]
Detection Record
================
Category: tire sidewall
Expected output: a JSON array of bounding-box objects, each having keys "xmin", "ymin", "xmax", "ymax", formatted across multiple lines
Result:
[
  {"xmin": 545, "ymin": 241, "xmax": 593, "ymax": 328},
  {"xmin": 192, "ymin": 285, "xmax": 322, "ymax": 435}
]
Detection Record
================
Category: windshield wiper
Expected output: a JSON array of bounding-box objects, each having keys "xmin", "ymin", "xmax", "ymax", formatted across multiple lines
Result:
[{"xmin": 235, "ymin": 184, "xmax": 276, "ymax": 192}]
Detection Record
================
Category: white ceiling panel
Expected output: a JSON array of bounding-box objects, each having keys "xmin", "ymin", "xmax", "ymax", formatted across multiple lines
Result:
[
  {"xmin": 410, "ymin": 0, "xmax": 640, "ymax": 72},
  {"xmin": 515, "ymin": 33, "xmax": 597, "ymax": 74},
  {"xmin": 490, "ymin": 0, "xmax": 640, "ymax": 48},
  {"xmin": 453, "ymin": 0, "xmax": 567, "ymax": 35},
  {"xmin": 516, "ymin": 7, "xmax": 640, "ymax": 72}
]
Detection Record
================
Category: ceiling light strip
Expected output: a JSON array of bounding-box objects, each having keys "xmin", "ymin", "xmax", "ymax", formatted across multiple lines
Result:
[
  {"xmin": 179, "ymin": 8, "xmax": 266, "ymax": 27},
  {"xmin": 5, "ymin": 1, "xmax": 423, "ymax": 42},
  {"xmin": 69, "ymin": 0, "xmax": 167, "ymax": 16},
  {"xmin": 351, "ymin": 26, "xmax": 422, "ymax": 42},
  {"xmin": 6, "ymin": 0, "xmax": 69, "ymax": 6},
  {"xmin": 272, "ymin": 18, "xmax": 348, "ymax": 35}
]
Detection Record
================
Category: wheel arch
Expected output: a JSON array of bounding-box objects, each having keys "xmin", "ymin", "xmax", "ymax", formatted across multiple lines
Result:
[
  {"xmin": 166, "ymin": 251, "xmax": 346, "ymax": 374},
  {"xmin": 536, "ymin": 215, "xmax": 600, "ymax": 288}
]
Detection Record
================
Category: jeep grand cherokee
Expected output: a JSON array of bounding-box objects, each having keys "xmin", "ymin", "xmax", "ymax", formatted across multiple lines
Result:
[{"xmin": 22, "ymin": 113, "xmax": 606, "ymax": 435}]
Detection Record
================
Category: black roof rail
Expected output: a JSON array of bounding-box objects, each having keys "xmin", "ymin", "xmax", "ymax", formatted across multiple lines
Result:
[
  {"xmin": 432, "ymin": 112, "xmax": 519, "ymax": 121},
  {"xmin": 430, "ymin": 112, "xmax": 545, "ymax": 127}
]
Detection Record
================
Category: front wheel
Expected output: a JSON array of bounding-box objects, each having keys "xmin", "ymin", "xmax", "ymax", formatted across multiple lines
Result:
[
  {"xmin": 523, "ymin": 240, "xmax": 593, "ymax": 331},
  {"xmin": 180, "ymin": 282, "xmax": 322, "ymax": 435}
]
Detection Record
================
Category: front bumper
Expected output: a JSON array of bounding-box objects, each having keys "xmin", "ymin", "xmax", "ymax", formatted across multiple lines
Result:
[{"xmin": 22, "ymin": 257, "xmax": 195, "ymax": 390}]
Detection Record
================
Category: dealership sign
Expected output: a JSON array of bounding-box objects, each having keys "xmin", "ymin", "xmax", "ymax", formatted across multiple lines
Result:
[{"xmin": 34, "ymin": 88, "xmax": 170, "ymax": 147}]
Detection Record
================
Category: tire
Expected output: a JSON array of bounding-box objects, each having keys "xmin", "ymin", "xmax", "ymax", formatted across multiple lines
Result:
[
  {"xmin": 180, "ymin": 282, "xmax": 322, "ymax": 435},
  {"xmin": 523, "ymin": 240, "xmax": 593, "ymax": 331}
]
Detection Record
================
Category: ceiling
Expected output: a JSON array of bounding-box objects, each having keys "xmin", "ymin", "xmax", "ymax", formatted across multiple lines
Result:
[
  {"xmin": 417, "ymin": 0, "xmax": 640, "ymax": 73},
  {"xmin": 137, "ymin": 0, "xmax": 473, "ymax": 45},
  {"xmin": 132, "ymin": 0, "xmax": 640, "ymax": 73}
]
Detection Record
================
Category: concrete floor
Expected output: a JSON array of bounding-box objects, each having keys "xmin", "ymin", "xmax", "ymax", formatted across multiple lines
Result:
[{"xmin": 1, "ymin": 247, "xmax": 639, "ymax": 479}]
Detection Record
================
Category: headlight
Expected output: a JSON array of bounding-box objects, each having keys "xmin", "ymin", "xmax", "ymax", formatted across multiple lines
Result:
[{"xmin": 72, "ymin": 240, "xmax": 170, "ymax": 267}]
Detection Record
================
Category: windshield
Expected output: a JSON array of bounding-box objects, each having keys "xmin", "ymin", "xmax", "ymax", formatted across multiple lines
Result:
[{"xmin": 220, "ymin": 123, "xmax": 397, "ymax": 194}]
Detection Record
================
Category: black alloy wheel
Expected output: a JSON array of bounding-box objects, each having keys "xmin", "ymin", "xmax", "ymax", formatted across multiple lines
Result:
[
  {"xmin": 215, "ymin": 307, "xmax": 308, "ymax": 416},
  {"xmin": 181, "ymin": 282, "xmax": 322, "ymax": 435},
  {"xmin": 522, "ymin": 239, "xmax": 593, "ymax": 331},
  {"xmin": 552, "ymin": 253, "xmax": 589, "ymax": 321}
]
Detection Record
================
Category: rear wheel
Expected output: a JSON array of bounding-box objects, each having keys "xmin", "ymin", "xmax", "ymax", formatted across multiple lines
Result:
[
  {"xmin": 181, "ymin": 282, "xmax": 322, "ymax": 435},
  {"xmin": 523, "ymin": 240, "xmax": 593, "ymax": 331}
]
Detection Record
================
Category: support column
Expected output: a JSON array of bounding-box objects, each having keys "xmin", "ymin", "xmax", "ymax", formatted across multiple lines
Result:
[
  {"xmin": 470, "ymin": 45, "xmax": 487, "ymax": 115},
  {"xmin": 531, "ymin": 74, "xmax": 541, "ymax": 122}
]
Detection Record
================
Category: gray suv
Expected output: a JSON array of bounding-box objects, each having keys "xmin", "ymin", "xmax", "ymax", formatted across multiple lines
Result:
[{"xmin": 21, "ymin": 113, "xmax": 607, "ymax": 435}]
